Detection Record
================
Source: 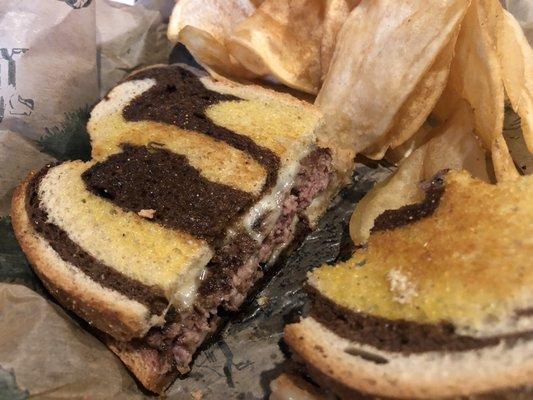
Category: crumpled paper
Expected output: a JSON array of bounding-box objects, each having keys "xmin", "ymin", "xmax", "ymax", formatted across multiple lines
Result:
[
  {"xmin": 0, "ymin": 283, "xmax": 145, "ymax": 400},
  {"xmin": 0, "ymin": 0, "xmax": 97, "ymax": 141},
  {"xmin": 96, "ymin": 0, "xmax": 174, "ymax": 96},
  {"xmin": 0, "ymin": 131, "xmax": 54, "ymax": 216},
  {"xmin": 0, "ymin": 1, "xmax": 531, "ymax": 399}
]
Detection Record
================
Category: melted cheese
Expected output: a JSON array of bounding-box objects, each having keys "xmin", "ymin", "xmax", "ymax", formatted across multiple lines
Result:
[{"xmin": 310, "ymin": 172, "xmax": 533, "ymax": 331}]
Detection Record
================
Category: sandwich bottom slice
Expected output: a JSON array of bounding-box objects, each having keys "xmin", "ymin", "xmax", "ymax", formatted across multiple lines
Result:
[
  {"xmin": 281, "ymin": 171, "xmax": 533, "ymax": 399},
  {"xmin": 11, "ymin": 64, "xmax": 337, "ymax": 393},
  {"xmin": 12, "ymin": 146, "xmax": 332, "ymax": 393}
]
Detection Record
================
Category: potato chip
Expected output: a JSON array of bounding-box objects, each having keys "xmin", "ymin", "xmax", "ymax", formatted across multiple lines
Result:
[
  {"xmin": 350, "ymin": 101, "xmax": 489, "ymax": 245},
  {"xmin": 320, "ymin": 0, "xmax": 360, "ymax": 81},
  {"xmin": 492, "ymin": 134, "xmax": 520, "ymax": 181},
  {"xmin": 365, "ymin": 30, "xmax": 459, "ymax": 159},
  {"xmin": 445, "ymin": 0, "xmax": 501, "ymax": 149},
  {"xmin": 349, "ymin": 151, "xmax": 425, "ymax": 246},
  {"xmin": 389, "ymin": 34, "xmax": 459, "ymax": 149},
  {"xmin": 315, "ymin": 0, "xmax": 469, "ymax": 165},
  {"xmin": 432, "ymin": 85, "xmax": 463, "ymax": 122},
  {"xmin": 167, "ymin": 0, "xmax": 257, "ymax": 78},
  {"xmin": 422, "ymin": 105, "xmax": 489, "ymax": 182},
  {"xmin": 495, "ymin": 8, "xmax": 533, "ymax": 153},
  {"xmin": 228, "ymin": 0, "xmax": 355, "ymax": 94},
  {"xmin": 446, "ymin": 0, "xmax": 519, "ymax": 181},
  {"xmin": 228, "ymin": 0, "xmax": 322, "ymax": 93},
  {"xmin": 385, "ymin": 122, "xmax": 434, "ymax": 164}
]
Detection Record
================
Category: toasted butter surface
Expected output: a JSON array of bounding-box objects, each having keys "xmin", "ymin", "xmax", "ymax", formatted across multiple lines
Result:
[
  {"xmin": 310, "ymin": 171, "xmax": 533, "ymax": 329},
  {"xmin": 39, "ymin": 162, "xmax": 212, "ymax": 296},
  {"xmin": 205, "ymin": 99, "xmax": 320, "ymax": 156}
]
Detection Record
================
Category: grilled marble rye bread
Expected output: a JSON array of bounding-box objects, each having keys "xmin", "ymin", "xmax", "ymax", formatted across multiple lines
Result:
[
  {"xmin": 280, "ymin": 171, "xmax": 533, "ymax": 399},
  {"xmin": 11, "ymin": 64, "xmax": 335, "ymax": 393}
]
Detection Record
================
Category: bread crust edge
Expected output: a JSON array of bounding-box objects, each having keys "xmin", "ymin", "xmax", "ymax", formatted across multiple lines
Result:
[
  {"xmin": 10, "ymin": 174, "xmax": 154, "ymax": 342},
  {"xmin": 105, "ymin": 336, "xmax": 179, "ymax": 394},
  {"xmin": 284, "ymin": 318, "xmax": 532, "ymax": 399}
]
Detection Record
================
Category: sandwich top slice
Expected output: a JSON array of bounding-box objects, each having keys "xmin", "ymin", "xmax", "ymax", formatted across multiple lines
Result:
[
  {"xmin": 11, "ymin": 64, "xmax": 334, "ymax": 393},
  {"xmin": 283, "ymin": 171, "xmax": 533, "ymax": 399}
]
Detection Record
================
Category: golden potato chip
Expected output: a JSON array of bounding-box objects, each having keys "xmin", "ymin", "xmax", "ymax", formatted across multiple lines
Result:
[
  {"xmin": 385, "ymin": 122, "xmax": 434, "ymax": 164},
  {"xmin": 167, "ymin": 0, "xmax": 257, "ymax": 78},
  {"xmin": 388, "ymin": 33, "xmax": 459, "ymax": 150},
  {"xmin": 365, "ymin": 30, "xmax": 459, "ymax": 159},
  {"xmin": 350, "ymin": 101, "xmax": 489, "ymax": 245},
  {"xmin": 228, "ymin": 0, "xmax": 322, "ymax": 93},
  {"xmin": 320, "ymin": 0, "xmax": 360, "ymax": 82},
  {"xmin": 349, "ymin": 151, "xmax": 425, "ymax": 246},
  {"xmin": 447, "ymin": 0, "xmax": 519, "ymax": 181},
  {"xmin": 435, "ymin": 91, "xmax": 519, "ymax": 182},
  {"xmin": 492, "ymin": 134, "xmax": 520, "ymax": 181},
  {"xmin": 422, "ymin": 105, "xmax": 489, "ymax": 182},
  {"xmin": 447, "ymin": 0, "xmax": 502, "ymax": 149},
  {"xmin": 495, "ymin": 8, "xmax": 533, "ymax": 153},
  {"xmin": 432, "ymin": 85, "xmax": 463, "ymax": 122},
  {"xmin": 228, "ymin": 0, "xmax": 355, "ymax": 94},
  {"xmin": 315, "ymin": 0, "xmax": 469, "ymax": 163}
]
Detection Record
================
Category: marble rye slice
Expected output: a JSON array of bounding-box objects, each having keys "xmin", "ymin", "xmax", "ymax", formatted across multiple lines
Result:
[
  {"xmin": 11, "ymin": 64, "xmax": 336, "ymax": 393},
  {"xmin": 280, "ymin": 171, "xmax": 533, "ymax": 399}
]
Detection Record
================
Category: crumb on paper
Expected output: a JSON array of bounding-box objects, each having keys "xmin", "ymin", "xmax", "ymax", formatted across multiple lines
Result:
[
  {"xmin": 191, "ymin": 389, "xmax": 203, "ymax": 400},
  {"xmin": 138, "ymin": 209, "xmax": 156, "ymax": 219},
  {"xmin": 387, "ymin": 269, "xmax": 418, "ymax": 304},
  {"xmin": 257, "ymin": 296, "xmax": 269, "ymax": 307}
]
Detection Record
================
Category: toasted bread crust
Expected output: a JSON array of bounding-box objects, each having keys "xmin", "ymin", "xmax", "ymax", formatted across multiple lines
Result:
[
  {"xmin": 270, "ymin": 373, "xmax": 329, "ymax": 400},
  {"xmin": 285, "ymin": 322, "xmax": 373, "ymax": 400},
  {"xmin": 11, "ymin": 174, "xmax": 154, "ymax": 341},
  {"xmin": 272, "ymin": 370, "xmax": 533, "ymax": 400},
  {"xmin": 105, "ymin": 337, "xmax": 178, "ymax": 394},
  {"xmin": 285, "ymin": 318, "xmax": 533, "ymax": 399}
]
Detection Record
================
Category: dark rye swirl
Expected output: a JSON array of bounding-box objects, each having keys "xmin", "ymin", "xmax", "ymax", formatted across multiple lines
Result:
[{"xmin": 11, "ymin": 64, "xmax": 334, "ymax": 393}]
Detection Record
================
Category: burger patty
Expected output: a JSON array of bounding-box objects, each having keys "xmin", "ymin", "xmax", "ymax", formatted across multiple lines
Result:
[{"xmin": 135, "ymin": 148, "xmax": 333, "ymax": 375}]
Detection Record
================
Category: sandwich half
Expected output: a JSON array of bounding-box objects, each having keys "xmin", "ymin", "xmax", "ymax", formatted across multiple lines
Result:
[
  {"xmin": 11, "ymin": 64, "xmax": 335, "ymax": 393},
  {"xmin": 282, "ymin": 171, "xmax": 533, "ymax": 399}
]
